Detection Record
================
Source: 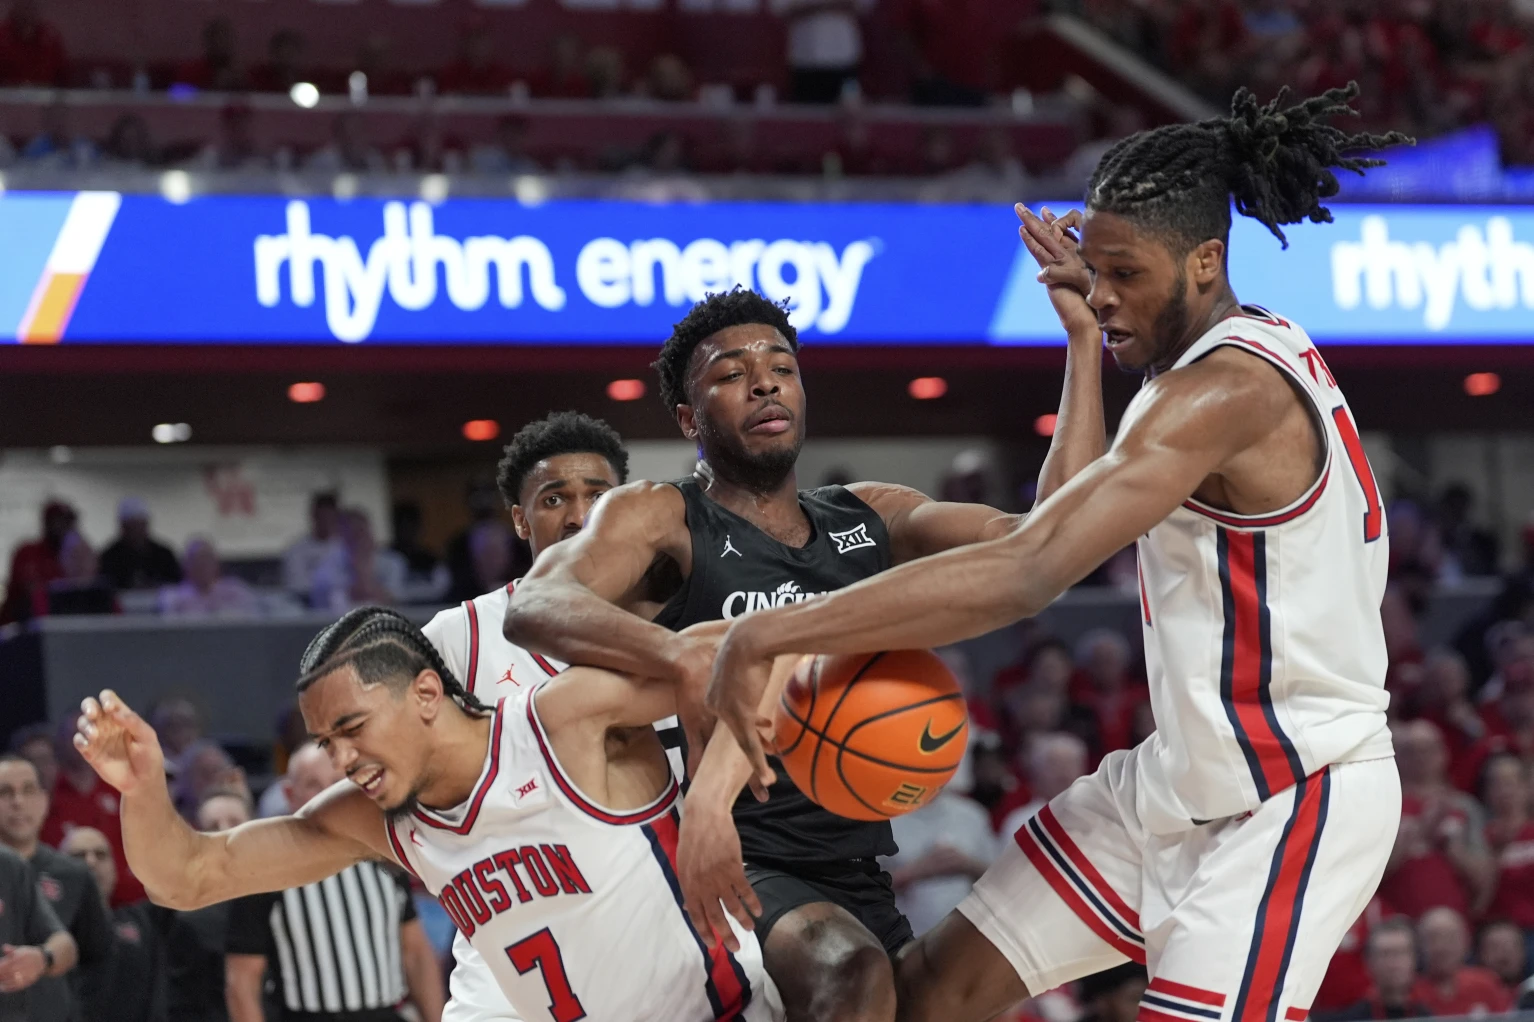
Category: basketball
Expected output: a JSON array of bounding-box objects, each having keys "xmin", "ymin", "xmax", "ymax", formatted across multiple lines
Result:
[{"xmin": 773, "ymin": 650, "xmax": 968, "ymax": 821}]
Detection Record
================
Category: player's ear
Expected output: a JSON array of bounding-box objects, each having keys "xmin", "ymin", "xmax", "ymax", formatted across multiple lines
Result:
[
  {"xmin": 510, "ymin": 504, "xmax": 531, "ymax": 541},
  {"xmin": 411, "ymin": 669, "xmax": 446, "ymax": 721},
  {"xmin": 676, "ymin": 404, "xmax": 698, "ymax": 441},
  {"xmin": 1190, "ymin": 238, "xmax": 1225, "ymax": 288}
]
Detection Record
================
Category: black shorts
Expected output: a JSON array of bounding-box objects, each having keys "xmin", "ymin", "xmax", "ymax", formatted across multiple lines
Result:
[{"xmin": 745, "ymin": 859, "xmax": 914, "ymax": 957}]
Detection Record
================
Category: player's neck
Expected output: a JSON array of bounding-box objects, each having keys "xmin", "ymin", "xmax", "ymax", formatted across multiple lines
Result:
[
  {"xmin": 1148, "ymin": 287, "xmax": 1241, "ymax": 378},
  {"xmin": 418, "ymin": 712, "xmax": 495, "ymax": 812},
  {"xmin": 0, "ymin": 833, "xmax": 38, "ymax": 860},
  {"xmin": 696, "ymin": 459, "xmax": 801, "ymax": 513}
]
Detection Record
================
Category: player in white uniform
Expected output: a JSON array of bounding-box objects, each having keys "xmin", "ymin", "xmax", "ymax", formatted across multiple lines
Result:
[
  {"xmin": 419, "ymin": 410, "xmax": 684, "ymax": 1022},
  {"xmin": 704, "ymin": 85, "xmax": 1409, "ymax": 1022},
  {"xmin": 71, "ymin": 605, "xmax": 787, "ymax": 1022}
]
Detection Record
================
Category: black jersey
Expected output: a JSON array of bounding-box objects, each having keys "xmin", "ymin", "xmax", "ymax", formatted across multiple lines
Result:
[{"xmin": 654, "ymin": 477, "xmax": 896, "ymax": 863}]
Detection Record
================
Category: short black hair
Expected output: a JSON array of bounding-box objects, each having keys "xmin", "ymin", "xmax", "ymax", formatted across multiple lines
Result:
[
  {"xmin": 1087, "ymin": 83, "xmax": 1412, "ymax": 253},
  {"xmin": 653, "ymin": 288, "xmax": 798, "ymax": 414},
  {"xmin": 296, "ymin": 606, "xmax": 489, "ymax": 714},
  {"xmin": 495, "ymin": 411, "xmax": 629, "ymax": 507}
]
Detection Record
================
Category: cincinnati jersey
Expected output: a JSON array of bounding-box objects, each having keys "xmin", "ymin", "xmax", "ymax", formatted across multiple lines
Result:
[
  {"xmin": 653, "ymin": 478, "xmax": 895, "ymax": 863},
  {"xmin": 1131, "ymin": 307, "xmax": 1393, "ymax": 832},
  {"xmin": 386, "ymin": 688, "xmax": 779, "ymax": 1022},
  {"xmin": 423, "ymin": 581, "xmax": 685, "ymax": 779}
]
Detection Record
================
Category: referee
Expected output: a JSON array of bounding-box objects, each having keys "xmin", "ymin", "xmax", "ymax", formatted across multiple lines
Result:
[{"xmin": 224, "ymin": 744, "xmax": 444, "ymax": 1022}]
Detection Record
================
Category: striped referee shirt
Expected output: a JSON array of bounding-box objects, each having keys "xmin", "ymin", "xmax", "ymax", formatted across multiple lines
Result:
[{"xmin": 226, "ymin": 862, "xmax": 416, "ymax": 1017}]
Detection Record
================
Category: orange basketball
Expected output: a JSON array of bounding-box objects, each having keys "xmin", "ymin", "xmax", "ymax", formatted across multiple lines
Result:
[{"xmin": 773, "ymin": 650, "xmax": 968, "ymax": 821}]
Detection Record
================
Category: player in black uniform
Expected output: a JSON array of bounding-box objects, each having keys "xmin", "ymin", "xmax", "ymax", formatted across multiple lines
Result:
[{"xmin": 504, "ymin": 208, "xmax": 1101, "ymax": 1022}]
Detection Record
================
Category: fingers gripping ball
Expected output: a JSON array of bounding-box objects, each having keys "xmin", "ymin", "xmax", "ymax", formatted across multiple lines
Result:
[{"xmin": 773, "ymin": 650, "xmax": 968, "ymax": 820}]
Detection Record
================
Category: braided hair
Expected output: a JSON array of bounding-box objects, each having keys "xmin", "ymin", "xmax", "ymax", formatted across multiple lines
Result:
[
  {"xmin": 296, "ymin": 605, "xmax": 491, "ymax": 714},
  {"xmin": 1087, "ymin": 83, "xmax": 1412, "ymax": 252}
]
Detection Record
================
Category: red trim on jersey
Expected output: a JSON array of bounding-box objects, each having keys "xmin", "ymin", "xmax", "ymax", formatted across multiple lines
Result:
[
  {"xmin": 1220, "ymin": 531, "xmax": 1301, "ymax": 798},
  {"xmin": 1039, "ymin": 806, "xmax": 1141, "ymax": 929},
  {"xmin": 526, "ymin": 692, "xmax": 679, "ymax": 825},
  {"xmin": 1139, "ymin": 1007, "xmax": 1194, "ymax": 1022},
  {"xmin": 1286, "ymin": 1009, "xmax": 1309, "ymax": 1021},
  {"xmin": 648, "ymin": 811, "xmax": 750, "ymax": 1020},
  {"xmin": 463, "ymin": 599, "xmax": 481, "ymax": 685},
  {"xmin": 413, "ymin": 698, "xmax": 505, "ymax": 834},
  {"xmin": 1148, "ymin": 979, "xmax": 1226, "ymax": 1007},
  {"xmin": 1016, "ymin": 822, "xmax": 1146, "ymax": 963},
  {"xmin": 385, "ymin": 820, "xmax": 420, "ymax": 880},
  {"xmin": 1233, "ymin": 774, "xmax": 1329, "ymax": 1022},
  {"xmin": 506, "ymin": 580, "xmax": 560, "ymax": 677},
  {"xmin": 1138, "ymin": 557, "xmax": 1152, "ymax": 626},
  {"xmin": 1182, "ymin": 466, "xmax": 1330, "ymax": 529}
]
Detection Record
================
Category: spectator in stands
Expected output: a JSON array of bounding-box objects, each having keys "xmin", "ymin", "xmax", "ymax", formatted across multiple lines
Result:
[
  {"xmin": 310, "ymin": 506, "xmax": 405, "ymax": 611},
  {"xmin": 929, "ymin": 127, "xmax": 1031, "ymax": 201},
  {"xmin": 1438, "ymin": 483, "xmax": 1500, "ymax": 577},
  {"xmin": 445, "ymin": 474, "xmax": 514, "ymax": 600},
  {"xmin": 390, "ymin": 501, "xmax": 451, "ymax": 603},
  {"xmin": 887, "ymin": 783, "xmax": 997, "ymax": 936},
  {"xmin": 1414, "ymin": 906, "xmax": 1513, "ymax": 1015},
  {"xmin": 172, "ymin": 742, "xmax": 249, "ymax": 824},
  {"xmin": 100, "ymin": 498, "xmax": 181, "ymax": 592},
  {"xmin": 585, "ymin": 45, "xmax": 627, "ymax": 99},
  {"xmin": 1456, "ymin": 634, "xmax": 1534, "ymax": 786},
  {"xmin": 60, "ymin": 827, "xmax": 165, "ymax": 1022},
  {"xmin": 468, "ymin": 113, "xmax": 539, "ymax": 176},
  {"xmin": 40, "ymin": 716, "xmax": 146, "ymax": 907},
  {"xmin": 176, "ymin": 16, "xmax": 245, "ymax": 92},
  {"xmin": 529, "ymin": 32, "xmax": 587, "ymax": 99},
  {"xmin": 158, "ymin": 537, "xmax": 259, "ymax": 617},
  {"xmin": 1, "ymin": 499, "xmax": 75, "ymax": 624},
  {"xmin": 642, "ymin": 53, "xmax": 694, "ymax": 102},
  {"xmin": 304, "ymin": 112, "xmax": 385, "ymax": 173},
  {"xmin": 149, "ymin": 697, "xmax": 203, "ymax": 764},
  {"xmin": 773, "ymin": 0, "xmax": 871, "ymax": 104},
  {"xmin": 1314, "ymin": 894, "xmax": 1398, "ymax": 1013},
  {"xmin": 1480, "ymin": 754, "xmax": 1534, "ymax": 932},
  {"xmin": 1380, "ymin": 720, "xmax": 1494, "ymax": 918},
  {"xmin": 450, "ymin": 519, "xmax": 515, "ymax": 603},
  {"xmin": 0, "ymin": 755, "xmax": 113, "ymax": 1022},
  {"xmin": 37, "ymin": 531, "xmax": 117, "ymax": 617},
  {"xmin": 193, "ymin": 102, "xmax": 269, "ymax": 172},
  {"xmin": 999, "ymin": 732, "xmax": 1089, "ymax": 837},
  {"xmin": 1324, "ymin": 918, "xmax": 1431, "ymax": 1021},
  {"xmin": 1073, "ymin": 628, "xmax": 1146, "ymax": 762},
  {"xmin": 396, "ymin": 112, "xmax": 464, "ymax": 174},
  {"xmin": 1410, "ymin": 648, "xmax": 1483, "ymax": 772},
  {"xmin": 250, "ymin": 28, "xmax": 305, "ymax": 94},
  {"xmin": 162, "ymin": 789, "xmax": 249, "ymax": 1022},
  {"xmin": 99, "ymin": 114, "xmax": 158, "ymax": 168},
  {"xmin": 281, "ymin": 491, "xmax": 342, "ymax": 601},
  {"xmin": 438, "ymin": 22, "xmax": 514, "ymax": 96},
  {"xmin": 1388, "ymin": 499, "xmax": 1447, "ymax": 582},
  {"xmin": 0, "ymin": 0, "xmax": 65, "ymax": 86},
  {"xmin": 1476, "ymin": 919, "xmax": 1528, "ymax": 992},
  {"xmin": 8, "ymin": 724, "xmax": 55, "ymax": 794}
]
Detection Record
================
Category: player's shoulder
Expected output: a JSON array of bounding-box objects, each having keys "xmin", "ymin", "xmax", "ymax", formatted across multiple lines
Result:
[
  {"xmin": 600, "ymin": 478, "xmax": 686, "ymax": 511},
  {"xmin": 843, "ymin": 480, "xmax": 928, "ymax": 518}
]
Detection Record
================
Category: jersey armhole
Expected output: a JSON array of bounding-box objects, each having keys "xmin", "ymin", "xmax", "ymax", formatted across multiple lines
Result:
[{"xmin": 1180, "ymin": 337, "xmax": 1333, "ymax": 529}]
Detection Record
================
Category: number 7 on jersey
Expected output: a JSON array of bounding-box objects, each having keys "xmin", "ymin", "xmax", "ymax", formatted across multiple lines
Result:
[{"xmin": 508, "ymin": 929, "xmax": 587, "ymax": 1021}]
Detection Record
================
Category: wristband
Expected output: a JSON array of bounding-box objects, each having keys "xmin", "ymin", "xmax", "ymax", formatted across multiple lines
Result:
[{"xmin": 39, "ymin": 945, "xmax": 55, "ymax": 972}]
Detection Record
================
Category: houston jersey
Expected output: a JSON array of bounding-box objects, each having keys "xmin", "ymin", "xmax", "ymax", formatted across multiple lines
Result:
[
  {"xmin": 386, "ymin": 688, "xmax": 779, "ymax": 1022},
  {"xmin": 424, "ymin": 581, "xmax": 684, "ymax": 779},
  {"xmin": 1132, "ymin": 307, "xmax": 1393, "ymax": 831}
]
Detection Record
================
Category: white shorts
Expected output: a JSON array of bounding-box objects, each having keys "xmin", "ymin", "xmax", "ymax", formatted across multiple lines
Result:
[
  {"xmin": 444, "ymin": 931, "xmax": 520, "ymax": 1022},
  {"xmin": 959, "ymin": 747, "xmax": 1399, "ymax": 1022}
]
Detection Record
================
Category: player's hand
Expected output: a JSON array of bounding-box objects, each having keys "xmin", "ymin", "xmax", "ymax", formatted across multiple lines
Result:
[
  {"xmin": 74, "ymin": 690, "xmax": 165, "ymax": 797},
  {"xmin": 707, "ymin": 626, "xmax": 778, "ymax": 800},
  {"xmin": 677, "ymin": 793, "xmax": 759, "ymax": 952},
  {"xmin": 0, "ymin": 945, "xmax": 47, "ymax": 993},
  {"xmin": 1017, "ymin": 204, "xmax": 1097, "ymax": 338}
]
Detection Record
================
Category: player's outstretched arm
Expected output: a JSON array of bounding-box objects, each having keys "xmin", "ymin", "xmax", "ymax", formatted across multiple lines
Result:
[
  {"xmin": 75, "ymin": 691, "xmax": 387, "ymax": 910},
  {"xmin": 711, "ymin": 353, "xmax": 1290, "ymax": 787},
  {"xmin": 505, "ymin": 481, "xmax": 704, "ymax": 683}
]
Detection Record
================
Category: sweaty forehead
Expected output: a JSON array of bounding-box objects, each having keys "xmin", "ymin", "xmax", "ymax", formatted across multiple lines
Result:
[
  {"xmin": 687, "ymin": 324, "xmax": 792, "ymax": 375},
  {"xmin": 299, "ymin": 664, "xmax": 380, "ymax": 731}
]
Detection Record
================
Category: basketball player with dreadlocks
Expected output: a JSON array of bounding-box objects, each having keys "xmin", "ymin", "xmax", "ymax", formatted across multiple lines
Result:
[
  {"xmin": 71, "ymin": 606, "xmax": 791, "ymax": 1022},
  {"xmin": 707, "ymin": 84, "xmax": 1412, "ymax": 1022}
]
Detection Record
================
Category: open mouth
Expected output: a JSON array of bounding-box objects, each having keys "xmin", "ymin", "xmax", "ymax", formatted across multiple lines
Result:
[
  {"xmin": 745, "ymin": 405, "xmax": 792, "ymax": 435},
  {"xmin": 351, "ymin": 766, "xmax": 386, "ymax": 797},
  {"xmin": 1103, "ymin": 328, "xmax": 1134, "ymax": 349}
]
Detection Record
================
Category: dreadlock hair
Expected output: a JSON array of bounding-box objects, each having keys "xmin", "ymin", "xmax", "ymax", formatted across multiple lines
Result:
[
  {"xmin": 295, "ymin": 605, "xmax": 490, "ymax": 714},
  {"xmin": 495, "ymin": 411, "xmax": 629, "ymax": 508},
  {"xmin": 653, "ymin": 288, "xmax": 798, "ymax": 415},
  {"xmin": 1086, "ymin": 82, "xmax": 1413, "ymax": 253}
]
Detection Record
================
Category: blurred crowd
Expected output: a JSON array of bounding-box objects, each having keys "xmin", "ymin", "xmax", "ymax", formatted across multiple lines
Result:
[{"xmin": 1071, "ymin": 0, "xmax": 1534, "ymax": 165}]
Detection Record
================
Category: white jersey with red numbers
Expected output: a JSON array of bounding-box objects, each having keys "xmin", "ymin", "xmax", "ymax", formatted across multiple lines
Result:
[
  {"xmin": 1130, "ymin": 306, "xmax": 1393, "ymax": 832},
  {"xmin": 422, "ymin": 582, "xmax": 687, "ymax": 1022},
  {"xmin": 387, "ymin": 686, "xmax": 781, "ymax": 1022}
]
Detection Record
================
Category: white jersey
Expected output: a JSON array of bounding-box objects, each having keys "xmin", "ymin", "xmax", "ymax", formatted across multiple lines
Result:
[
  {"xmin": 1131, "ymin": 307, "xmax": 1393, "ymax": 832},
  {"xmin": 387, "ymin": 687, "xmax": 779, "ymax": 1022}
]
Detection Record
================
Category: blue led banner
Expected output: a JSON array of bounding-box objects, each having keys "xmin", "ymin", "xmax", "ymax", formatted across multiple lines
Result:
[{"xmin": 1, "ymin": 192, "xmax": 1531, "ymax": 345}]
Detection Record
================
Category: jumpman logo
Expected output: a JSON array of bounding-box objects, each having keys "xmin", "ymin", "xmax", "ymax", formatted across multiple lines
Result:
[{"xmin": 721, "ymin": 535, "xmax": 742, "ymax": 558}]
